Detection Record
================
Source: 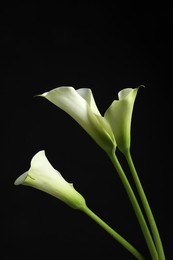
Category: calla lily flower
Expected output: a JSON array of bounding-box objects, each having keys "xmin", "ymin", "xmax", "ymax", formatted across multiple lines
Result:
[
  {"xmin": 104, "ymin": 87, "xmax": 141, "ymax": 153},
  {"xmin": 14, "ymin": 150, "xmax": 86, "ymax": 210},
  {"xmin": 40, "ymin": 87, "xmax": 116, "ymax": 153},
  {"xmin": 40, "ymin": 86, "xmax": 141, "ymax": 154}
]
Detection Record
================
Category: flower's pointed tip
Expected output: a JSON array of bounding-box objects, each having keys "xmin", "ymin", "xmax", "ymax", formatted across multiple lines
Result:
[
  {"xmin": 135, "ymin": 85, "xmax": 145, "ymax": 96},
  {"xmin": 36, "ymin": 150, "xmax": 45, "ymax": 155},
  {"xmin": 14, "ymin": 171, "xmax": 28, "ymax": 186},
  {"xmin": 41, "ymin": 92, "xmax": 48, "ymax": 97},
  {"xmin": 33, "ymin": 92, "xmax": 48, "ymax": 98},
  {"xmin": 138, "ymin": 84, "xmax": 145, "ymax": 90}
]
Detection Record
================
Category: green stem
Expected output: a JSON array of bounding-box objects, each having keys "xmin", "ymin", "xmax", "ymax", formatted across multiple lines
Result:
[
  {"xmin": 107, "ymin": 150, "xmax": 158, "ymax": 260},
  {"xmin": 81, "ymin": 205, "xmax": 146, "ymax": 260},
  {"xmin": 124, "ymin": 149, "xmax": 165, "ymax": 260}
]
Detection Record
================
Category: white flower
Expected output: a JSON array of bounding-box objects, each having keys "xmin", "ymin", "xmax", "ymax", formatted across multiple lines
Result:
[
  {"xmin": 14, "ymin": 150, "xmax": 86, "ymax": 210},
  {"xmin": 40, "ymin": 87, "xmax": 116, "ymax": 153},
  {"xmin": 40, "ymin": 86, "xmax": 141, "ymax": 154},
  {"xmin": 105, "ymin": 87, "xmax": 141, "ymax": 153}
]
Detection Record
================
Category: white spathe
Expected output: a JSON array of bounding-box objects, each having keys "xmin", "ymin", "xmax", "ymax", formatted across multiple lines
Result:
[
  {"xmin": 40, "ymin": 87, "xmax": 116, "ymax": 154},
  {"xmin": 40, "ymin": 86, "xmax": 141, "ymax": 154},
  {"xmin": 105, "ymin": 87, "xmax": 141, "ymax": 153},
  {"xmin": 14, "ymin": 150, "xmax": 86, "ymax": 210}
]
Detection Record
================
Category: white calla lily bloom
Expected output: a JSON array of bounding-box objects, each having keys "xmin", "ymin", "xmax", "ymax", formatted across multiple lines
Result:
[
  {"xmin": 14, "ymin": 150, "xmax": 86, "ymax": 210},
  {"xmin": 40, "ymin": 87, "xmax": 116, "ymax": 153},
  {"xmin": 40, "ymin": 86, "xmax": 141, "ymax": 154},
  {"xmin": 105, "ymin": 87, "xmax": 141, "ymax": 153}
]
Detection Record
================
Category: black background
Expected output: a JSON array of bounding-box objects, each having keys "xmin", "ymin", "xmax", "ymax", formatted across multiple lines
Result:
[{"xmin": 1, "ymin": 2, "xmax": 173, "ymax": 259}]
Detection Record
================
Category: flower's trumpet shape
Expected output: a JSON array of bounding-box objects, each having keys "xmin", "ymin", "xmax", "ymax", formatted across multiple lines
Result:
[
  {"xmin": 40, "ymin": 87, "xmax": 116, "ymax": 153},
  {"xmin": 14, "ymin": 150, "xmax": 86, "ymax": 210},
  {"xmin": 39, "ymin": 86, "xmax": 141, "ymax": 154},
  {"xmin": 104, "ymin": 87, "xmax": 141, "ymax": 154}
]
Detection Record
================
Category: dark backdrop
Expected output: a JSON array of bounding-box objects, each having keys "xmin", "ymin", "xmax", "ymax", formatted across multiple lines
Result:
[{"xmin": 1, "ymin": 2, "xmax": 172, "ymax": 259}]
